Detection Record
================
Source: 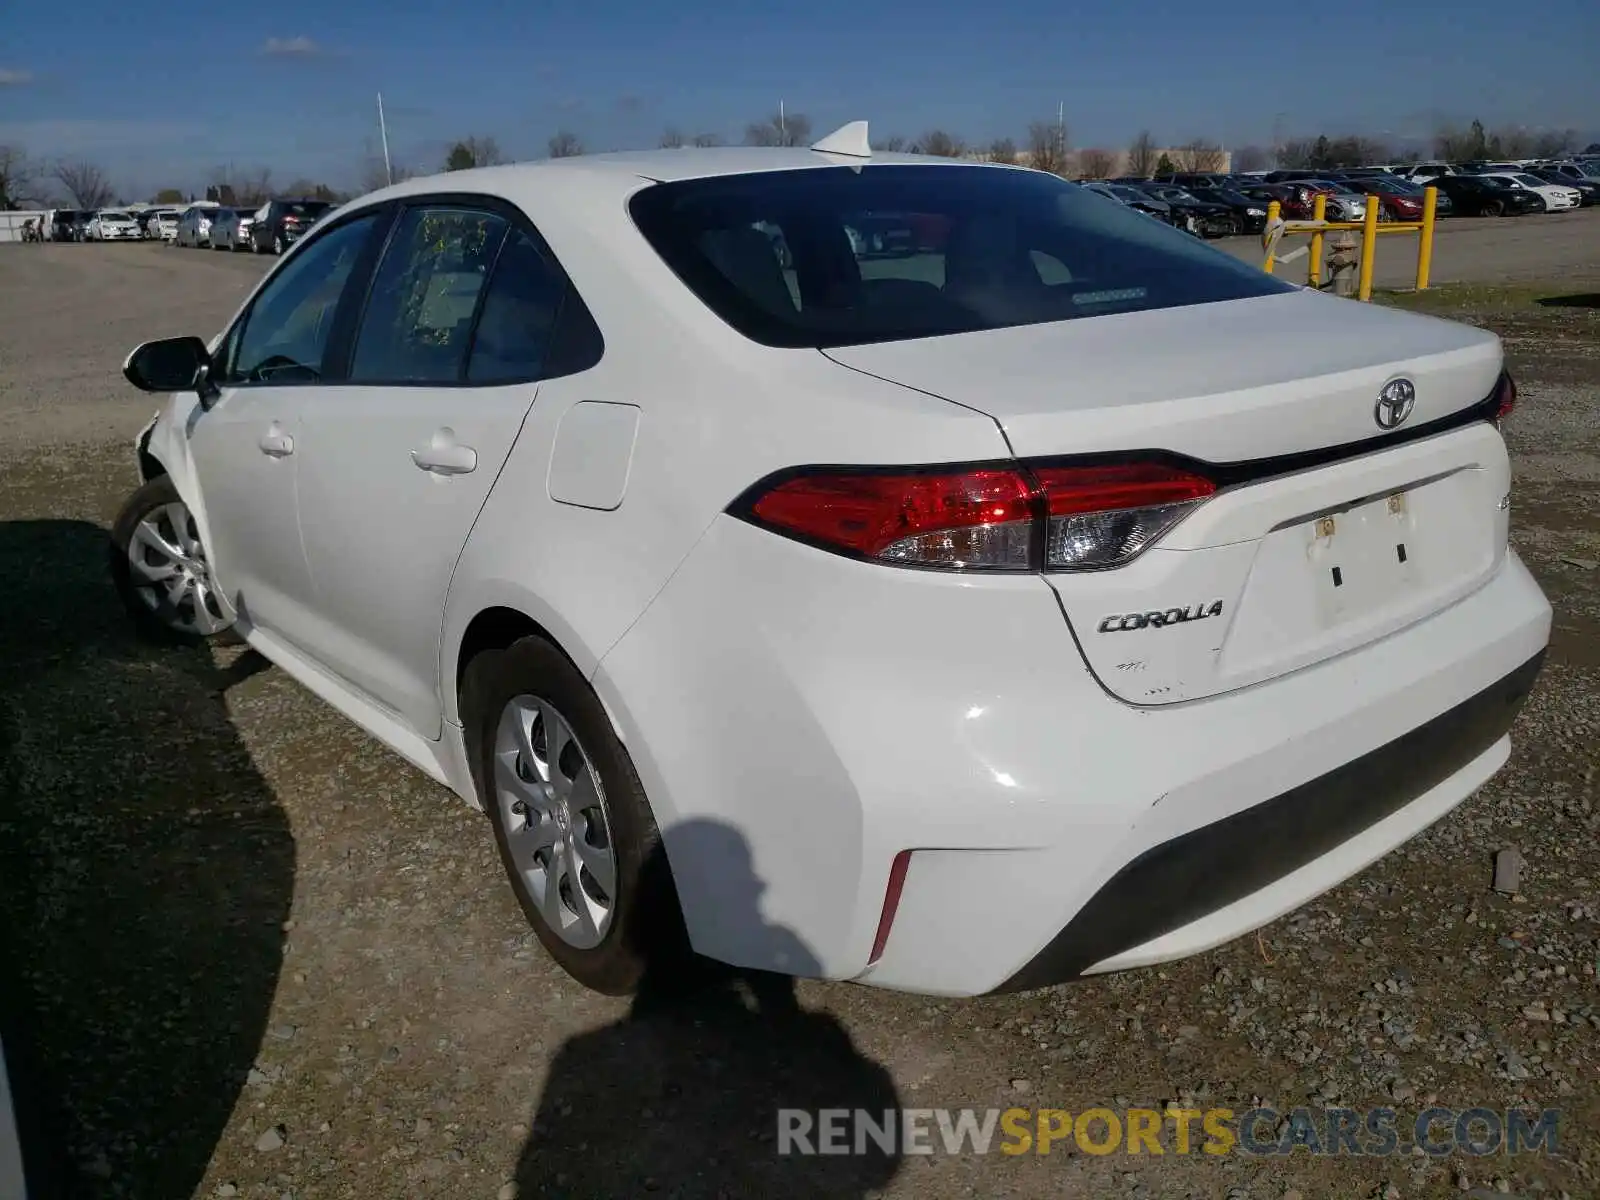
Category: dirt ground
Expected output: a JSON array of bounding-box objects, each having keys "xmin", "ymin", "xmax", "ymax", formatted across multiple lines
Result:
[{"xmin": 0, "ymin": 240, "xmax": 1596, "ymax": 1200}]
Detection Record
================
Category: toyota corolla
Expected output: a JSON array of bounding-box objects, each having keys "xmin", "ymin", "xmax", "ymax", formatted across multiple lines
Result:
[{"xmin": 112, "ymin": 125, "xmax": 1551, "ymax": 997}]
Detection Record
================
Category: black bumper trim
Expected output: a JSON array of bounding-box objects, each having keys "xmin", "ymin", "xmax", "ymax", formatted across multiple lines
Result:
[{"xmin": 993, "ymin": 650, "xmax": 1546, "ymax": 993}]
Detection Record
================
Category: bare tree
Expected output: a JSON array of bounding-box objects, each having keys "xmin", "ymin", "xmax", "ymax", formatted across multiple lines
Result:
[
  {"xmin": 234, "ymin": 166, "xmax": 274, "ymax": 207},
  {"xmin": 1277, "ymin": 138, "xmax": 1317, "ymax": 169},
  {"xmin": 1027, "ymin": 121, "xmax": 1067, "ymax": 176},
  {"xmin": 445, "ymin": 136, "xmax": 504, "ymax": 171},
  {"xmin": 0, "ymin": 144, "xmax": 41, "ymax": 208},
  {"xmin": 547, "ymin": 130, "xmax": 583, "ymax": 158},
  {"xmin": 357, "ymin": 156, "xmax": 412, "ymax": 195},
  {"xmin": 879, "ymin": 135, "xmax": 911, "ymax": 152},
  {"xmin": 54, "ymin": 160, "xmax": 115, "ymax": 209},
  {"xmin": 1172, "ymin": 140, "xmax": 1228, "ymax": 172},
  {"xmin": 659, "ymin": 127, "xmax": 686, "ymax": 149},
  {"xmin": 1530, "ymin": 129, "xmax": 1576, "ymax": 158},
  {"xmin": 918, "ymin": 130, "xmax": 966, "ymax": 159},
  {"xmin": 743, "ymin": 111, "xmax": 812, "ymax": 148},
  {"xmin": 689, "ymin": 131, "xmax": 724, "ymax": 147},
  {"xmin": 1232, "ymin": 144, "xmax": 1271, "ymax": 172},
  {"xmin": 985, "ymin": 137, "xmax": 1017, "ymax": 164},
  {"xmin": 1125, "ymin": 131, "xmax": 1157, "ymax": 178},
  {"xmin": 1076, "ymin": 147, "xmax": 1117, "ymax": 179}
]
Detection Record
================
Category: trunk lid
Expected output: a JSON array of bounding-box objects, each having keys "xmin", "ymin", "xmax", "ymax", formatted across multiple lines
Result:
[{"xmin": 824, "ymin": 290, "xmax": 1510, "ymax": 705}]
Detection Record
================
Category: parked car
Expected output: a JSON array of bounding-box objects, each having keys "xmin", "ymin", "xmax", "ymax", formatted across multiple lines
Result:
[
  {"xmin": 68, "ymin": 212, "xmax": 95, "ymax": 241},
  {"xmin": 1532, "ymin": 161, "xmax": 1600, "ymax": 185},
  {"xmin": 1154, "ymin": 172, "xmax": 1233, "ymax": 189},
  {"xmin": 87, "ymin": 210, "xmax": 143, "ymax": 241},
  {"xmin": 1477, "ymin": 172, "xmax": 1581, "ymax": 213},
  {"xmin": 149, "ymin": 208, "xmax": 183, "ymax": 241},
  {"xmin": 1079, "ymin": 182, "xmax": 1177, "ymax": 225},
  {"xmin": 142, "ymin": 207, "xmax": 179, "ymax": 238},
  {"xmin": 1524, "ymin": 167, "xmax": 1600, "ymax": 206},
  {"xmin": 1132, "ymin": 183, "xmax": 1236, "ymax": 236},
  {"xmin": 1184, "ymin": 186, "xmax": 1270, "ymax": 234},
  {"xmin": 41, "ymin": 209, "xmax": 80, "ymax": 242},
  {"xmin": 1428, "ymin": 175, "xmax": 1545, "ymax": 217},
  {"xmin": 1398, "ymin": 163, "xmax": 1464, "ymax": 182},
  {"xmin": 1335, "ymin": 175, "xmax": 1454, "ymax": 220},
  {"xmin": 209, "ymin": 206, "xmax": 260, "ymax": 251},
  {"xmin": 175, "ymin": 205, "xmax": 219, "ymax": 247},
  {"xmin": 107, "ymin": 144, "xmax": 1553, "ymax": 998},
  {"xmin": 249, "ymin": 198, "xmax": 334, "ymax": 254}
]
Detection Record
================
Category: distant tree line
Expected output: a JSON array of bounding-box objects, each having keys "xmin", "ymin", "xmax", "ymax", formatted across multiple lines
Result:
[{"xmin": 1, "ymin": 115, "xmax": 1584, "ymax": 214}]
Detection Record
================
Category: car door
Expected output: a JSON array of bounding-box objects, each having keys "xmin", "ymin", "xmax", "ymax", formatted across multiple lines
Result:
[
  {"xmin": 190, "ymin": 207, "xmax": 388, "ymax": 649},
  {"xmin": 292, "ymin": 200, "xmax": 574, "ymax": 737}
]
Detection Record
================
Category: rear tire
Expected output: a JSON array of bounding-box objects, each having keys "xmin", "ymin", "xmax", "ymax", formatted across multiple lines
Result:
[
  {"xmin": 462, "ymin": 636, "xmax": 688, "ymax": 995},
  {"xmin": 1483, "ymin": 200, "xmax": 1505, "ymax": 217},
  {"xmin": 273, "ymin": 233, "xmax": 285, "ymax": 255}
]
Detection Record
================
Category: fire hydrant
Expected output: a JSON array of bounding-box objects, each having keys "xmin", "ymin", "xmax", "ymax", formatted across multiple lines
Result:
[{"xmin": 1326, "ymin": 231, "xmax": 1360, "ymax": 297}]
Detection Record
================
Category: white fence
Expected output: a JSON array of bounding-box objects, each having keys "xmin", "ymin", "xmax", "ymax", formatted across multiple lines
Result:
[{"xmin": 0, "ymin": 211, "xmax": 46, "ymax": 243}]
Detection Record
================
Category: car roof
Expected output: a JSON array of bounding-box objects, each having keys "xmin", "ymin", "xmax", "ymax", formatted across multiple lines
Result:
[{"xmin": 373, "ymin": 146, "xmax": 1013, "ymax": 200}]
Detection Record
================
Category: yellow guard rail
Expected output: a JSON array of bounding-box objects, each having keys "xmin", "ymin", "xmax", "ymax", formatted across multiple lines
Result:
[{"xmin": 1260, "ymin": 186, "xmax": 1438, "ymax": 301}]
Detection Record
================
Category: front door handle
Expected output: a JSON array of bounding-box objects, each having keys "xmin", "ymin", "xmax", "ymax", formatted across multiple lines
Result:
[
  {"xmin": 411, "ymin": 434, "xmax": 478, "ymax": 476},
  {"xmin": 258, "ymin": 429, "xmax": 294, "ymax": 457}
]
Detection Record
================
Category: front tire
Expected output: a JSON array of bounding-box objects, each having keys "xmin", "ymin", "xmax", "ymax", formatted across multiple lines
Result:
[
  {"xmin": 1483, "ymin": 200, "xmax": 1506, "ymax": 217},
  {"xmin": 462, "ymin": 636, "xmax": 687, "ymax": 995},
  {"xmin": 109, "ymin": 475, "xmax": 240, "ymax": 646}
]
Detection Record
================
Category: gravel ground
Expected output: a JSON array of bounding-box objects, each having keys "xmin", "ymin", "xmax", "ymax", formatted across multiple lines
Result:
[
  {"xmin": 0, "ymin": 242, "xmax": 1596, "ymax": 1200},
  {"xmin": 1215, "ymin": 207, "xmax": 1600, "ymax": 291}
]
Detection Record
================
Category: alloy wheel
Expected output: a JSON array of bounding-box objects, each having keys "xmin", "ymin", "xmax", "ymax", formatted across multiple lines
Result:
[
  {"xmin": 493, "ymin": 695, "xmax": 617, "ymax": 950},
  {"xmin": 124, "ymin": 501, "xmax": 232, "ymax": 636}
]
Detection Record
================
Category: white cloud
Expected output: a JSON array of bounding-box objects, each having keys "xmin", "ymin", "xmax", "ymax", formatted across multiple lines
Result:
[
  {"xmin": 262, "ymin": 36, "xmax": 321, "ymax": 57},
  {"xmin": 0, "ymin": 68, "xmax": 34, "ymax": 86}
]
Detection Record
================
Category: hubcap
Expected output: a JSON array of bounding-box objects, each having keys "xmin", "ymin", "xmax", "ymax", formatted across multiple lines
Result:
[
  {"xmin": 493, "ymin": 696, "xmax": 616, "ymax": 949},
  {"xmin": 126, "ymin": 501, "xmax": 232, "ymax": 636}
]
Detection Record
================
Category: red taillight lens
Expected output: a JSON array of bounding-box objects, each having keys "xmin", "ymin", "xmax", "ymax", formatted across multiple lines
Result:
[
  {"xmin": 1493, "ymin": 371, "xmax": 1517, "ymax": 424},
  {"xmin": 749, "ymin": 468, "xmax": 1038, "ymax": 570},
  {"xmin": 739, "ymin": 460, "xmax": 1214, "ymax": 572}
]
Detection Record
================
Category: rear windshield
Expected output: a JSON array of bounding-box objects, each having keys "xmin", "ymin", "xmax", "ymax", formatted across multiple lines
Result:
[
  {"xmin": 286, "ymin": 202, "xmax": 329, "ymax": 217},
  {"xmin": 628, "ymin": 165, "xmax": 1293, "ymax": 349}
]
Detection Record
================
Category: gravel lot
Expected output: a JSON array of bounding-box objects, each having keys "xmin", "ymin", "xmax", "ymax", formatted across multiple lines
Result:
[{"xmin": 0, "ymin": 238, "xmax": 1596, "ymax": 1200}]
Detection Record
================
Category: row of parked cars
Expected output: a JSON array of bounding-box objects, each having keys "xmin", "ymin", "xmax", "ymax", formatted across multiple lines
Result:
[
  {"xmin": 32, "ymin": 199, "xmax": 335, "ymax": 254},
  {"xmin": 1076, "ymin": 156, "xmax": 1600, "ymax": 237}
]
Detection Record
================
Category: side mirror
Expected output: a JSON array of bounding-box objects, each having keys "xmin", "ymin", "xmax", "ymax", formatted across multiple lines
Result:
[{"xmin": 122, "ymin": 336, "xmax": 217, "ymax": 403}]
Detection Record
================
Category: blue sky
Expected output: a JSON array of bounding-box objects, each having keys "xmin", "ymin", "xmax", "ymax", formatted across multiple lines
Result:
[{"xmin": 2, "ymin": 0, "xmax": 1597, "ymax": 199}]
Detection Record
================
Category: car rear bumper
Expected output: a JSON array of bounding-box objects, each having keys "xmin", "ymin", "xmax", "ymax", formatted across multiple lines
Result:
[
  {"xmin": 596, "ymin": 512, "xmax": 1551, "ymax": 996},
  {"xmin": 992, "ymin": 647, "xmax": 1542, "ymax": 991}
]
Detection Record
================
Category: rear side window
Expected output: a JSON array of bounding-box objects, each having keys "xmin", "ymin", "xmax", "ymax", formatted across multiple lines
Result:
[
  {"xmin": 466, "ymin": 229, "xmax": 567, "ymax": 383},
  {"xmin": 629, "ymin": 165, "xmax": 1295, "ymax": 349},
  {"xmin": 349, "ymin": 207, "xmax": 508, "ymax": 384}
]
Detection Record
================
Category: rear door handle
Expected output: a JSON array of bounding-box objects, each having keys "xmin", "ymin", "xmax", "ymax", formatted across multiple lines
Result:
[
  {"xmin": 258, "ymin": 429, "xmax": 294, "ymax": 457},
  {"xmin": 410, "ymin": 440, "xmax": 478, "ymax": 475}
]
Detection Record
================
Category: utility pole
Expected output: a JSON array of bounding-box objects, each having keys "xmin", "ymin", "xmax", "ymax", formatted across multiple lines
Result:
[
  {"xmin": 1057, "ymin": 100, "xmax": 1066, "ymax": 161},
  {"xmin": 779, "ymin": 99, "xmax": 787, "ymax": 146},
  {"xmin": 377, "ymin": 93, "xmax": 393, "ymax": 186}
]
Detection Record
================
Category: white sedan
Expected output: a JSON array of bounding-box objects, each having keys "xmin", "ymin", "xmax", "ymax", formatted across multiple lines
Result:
[
  {"xmin": 88, "ymin": 210, "xmax": 142, "ymax": 241},
  {"xmin": 1481, "ymin": 172, "xmax": 1582, "ymax": 212},
  {"xmin": 113, "ymin": 127, "xmax": 1551, "ymax": 997}
]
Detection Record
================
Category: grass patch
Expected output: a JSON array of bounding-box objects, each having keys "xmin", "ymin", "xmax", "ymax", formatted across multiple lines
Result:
[{"xmin": 1375, "ymin": 282, "xmax": 1600, "ymax": 313}]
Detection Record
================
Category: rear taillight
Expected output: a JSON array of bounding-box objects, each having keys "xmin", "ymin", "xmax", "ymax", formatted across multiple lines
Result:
[
  {"xmin": 1493, "ymin": 371, "xmax": 1517, "ymax": 425},
  {"xmin": 736, "ymin": 460, "xmax": 1215, "ymax": 573},
  {"xmin": 1033, "ymin": 463, "xmax": 1216, "ymax": 570}
]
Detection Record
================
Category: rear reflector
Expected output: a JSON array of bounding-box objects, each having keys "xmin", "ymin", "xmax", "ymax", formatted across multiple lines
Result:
[
  {"xmin": 870, "ymin": 850, "xmax": 913, "ymax": 964},
  {"xmin": 1493, "ymin": 370, "xmax": 1517, "ymax": 425},
  {"xmin": 738, "ymin": 461, "xmax": 1215, "ymax": 572}
]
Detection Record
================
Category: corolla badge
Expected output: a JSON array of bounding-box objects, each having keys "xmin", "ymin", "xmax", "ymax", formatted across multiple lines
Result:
[{"xmin": 1374, "ymin": 378, "xmax": 1416, "ymax": 430}]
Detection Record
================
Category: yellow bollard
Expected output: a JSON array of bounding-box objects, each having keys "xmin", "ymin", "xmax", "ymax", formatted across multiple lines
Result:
[
  {"xmin": 1262, "ymin": 200, "xmax": 1281, "ymax": 273},
  {"xmin": 1415, "ymin": 186, "xmax": 1437, "ymax": 291},
  {"xmin": 1308, "ymin": 193, "xmax": 1327, "ymax": 289},
  {"xmin": 1357, "ymin": 195, "xmax": 1379, "ymax": 301}
]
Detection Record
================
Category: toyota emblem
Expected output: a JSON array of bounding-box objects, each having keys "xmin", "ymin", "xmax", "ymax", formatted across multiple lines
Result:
[{"xmin": 1374, "ymin": 378, "xmax": 1416, "ymax": 430}]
